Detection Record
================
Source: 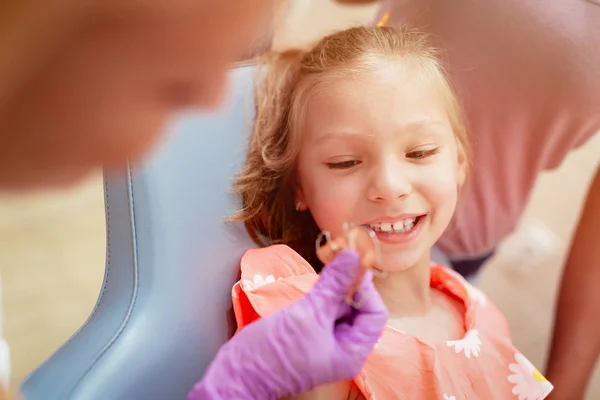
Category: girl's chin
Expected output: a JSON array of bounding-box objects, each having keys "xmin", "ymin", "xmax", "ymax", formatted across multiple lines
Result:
[{"xmin": 378, "ymin": 251, "xmax": 431, "ymax": 272}]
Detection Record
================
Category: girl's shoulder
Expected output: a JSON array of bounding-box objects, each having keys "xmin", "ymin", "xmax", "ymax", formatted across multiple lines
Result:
[
  {"xmin": 240, "ymin": 244, "xmax": 317, "ymax": 283},
  {"xmin": 232, "ymin": 245, "xmax": 319, "ymax": 328},
  {"xmin": 430, "ymin": 263, "xmax": 512, "ymax": 339}
]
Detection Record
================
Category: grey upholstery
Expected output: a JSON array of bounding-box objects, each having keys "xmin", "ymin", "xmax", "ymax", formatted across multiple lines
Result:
[{"xmin": 20, "ymin": 64, "xmax": 258, "ymax": 400}]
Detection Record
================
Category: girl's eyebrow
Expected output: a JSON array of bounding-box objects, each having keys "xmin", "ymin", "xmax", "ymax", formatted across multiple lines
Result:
[
  {"xmin": 314, "ymin": 119, "xmax": 449, "ymax": 144},
  {"xmin": 402, "ymin": 118, "xmax": 450, "ymax": 132},
  {"xmin": 314, "ymin": 131, "xmax": 367, "ymax": 144}
]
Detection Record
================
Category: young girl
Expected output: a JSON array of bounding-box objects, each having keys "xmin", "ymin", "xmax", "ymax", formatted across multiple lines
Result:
[{"xmin": 231, "ymin": 26, "xmax": 553, "ymax": 400}]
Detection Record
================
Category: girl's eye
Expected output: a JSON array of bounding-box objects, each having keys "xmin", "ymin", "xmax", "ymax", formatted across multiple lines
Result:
[
  {"xmin": 407, "ymin": 147, "xmax": 441, "ymax": 159},
  {"xmin": 326, "ymin": 160, "xmax": 361, "ymax": 169}
]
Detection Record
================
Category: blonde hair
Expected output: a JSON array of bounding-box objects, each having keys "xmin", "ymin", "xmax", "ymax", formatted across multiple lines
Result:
[{"xmin": 233, "ymin": 26, "xmax": 469, "ymax": 270}]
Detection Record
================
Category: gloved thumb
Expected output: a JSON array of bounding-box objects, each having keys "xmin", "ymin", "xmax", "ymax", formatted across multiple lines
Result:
[{"xmin": 310, "ymin": 249, "xmax": 362, "ymax": 305}]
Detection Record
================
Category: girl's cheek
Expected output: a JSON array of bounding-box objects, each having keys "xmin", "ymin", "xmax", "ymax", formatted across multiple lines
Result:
[
  {"xmin": 417, "ymin": 157, "xmax": 461, "ymax": 187},
  {"xmin": 306, "ymin": 183, "xmax": 358, "ymax": 232}
]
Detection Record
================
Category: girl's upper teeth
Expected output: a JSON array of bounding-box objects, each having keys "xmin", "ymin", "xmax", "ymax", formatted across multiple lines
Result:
[{"xmin": 370, "ymin": 218, "xmax": 417, "ymax": 233}]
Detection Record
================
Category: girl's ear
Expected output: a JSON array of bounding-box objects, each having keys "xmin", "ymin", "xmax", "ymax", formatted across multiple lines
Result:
[
  {"xmin": 292, "ymin": 174, "xmax": 308, "ymax": 211},
  {"xmin": 294, "ymin": 186, "xmax": 308, "ymax": 211}
]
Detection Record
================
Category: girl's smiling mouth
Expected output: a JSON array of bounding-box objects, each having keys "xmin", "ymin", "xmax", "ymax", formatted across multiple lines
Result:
[{"xmin": 363, "ymin": 214, "xmax": 428, "ymax": 244}]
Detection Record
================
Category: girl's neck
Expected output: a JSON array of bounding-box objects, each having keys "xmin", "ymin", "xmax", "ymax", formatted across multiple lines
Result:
[{"xmin": 374, "ymin": 253, "xmax": 432, "ymax": 317}]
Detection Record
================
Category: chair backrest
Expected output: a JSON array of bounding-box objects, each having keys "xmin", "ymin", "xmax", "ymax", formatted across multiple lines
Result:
[{"xmin": 20, "ymin": 64, "xmax": 258, "ymax": 400}]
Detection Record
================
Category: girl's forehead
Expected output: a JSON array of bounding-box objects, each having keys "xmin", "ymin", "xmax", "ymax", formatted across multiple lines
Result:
[{"xmin": 302, "ymin": 68, "xmax": 451, "ymax": 138}]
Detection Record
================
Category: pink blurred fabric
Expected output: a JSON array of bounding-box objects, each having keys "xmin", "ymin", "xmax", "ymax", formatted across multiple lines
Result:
[{"xmin": 377, "ymin": 0, "xmax": 600, "ymax": 260}]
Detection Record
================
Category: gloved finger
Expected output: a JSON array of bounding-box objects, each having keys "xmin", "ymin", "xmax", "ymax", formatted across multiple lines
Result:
[
  {"xmin": 355, "ymin": 268, "xmax": 385, "ymax": 313},
  {"xmin": 335, "ymin": 270, "xmax": 387, "ymax": 334},
  {"xmin": 310, "ymin": 249, "xmax": 362, "ymax": 312},
  {"xmin": 333, "ymin": 269, "xmax": 374, "ymax": 321},
  {"xmin": 350, "ymin": 277, "xmax": 387, "ymax": 334},
  {"xmin": 334, "ymin": 279, "xmax": 387, "ymax": 356}
]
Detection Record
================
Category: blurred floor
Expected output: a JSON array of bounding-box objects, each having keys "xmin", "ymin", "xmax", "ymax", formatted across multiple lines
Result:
[{"xmin": 1, "ymin": 0, "xmax": 599, "ymax": 397}]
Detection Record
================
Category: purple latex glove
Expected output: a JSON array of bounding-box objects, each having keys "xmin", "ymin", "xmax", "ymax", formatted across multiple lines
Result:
[{"xmin": 188, "ymin": 250, "xmax": 388, "ymax": 400}]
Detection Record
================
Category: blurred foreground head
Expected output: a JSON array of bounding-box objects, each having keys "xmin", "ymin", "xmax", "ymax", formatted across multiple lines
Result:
[{"xmin": 0, "ymin": 0, "xmax": 276, "ymax": 190}]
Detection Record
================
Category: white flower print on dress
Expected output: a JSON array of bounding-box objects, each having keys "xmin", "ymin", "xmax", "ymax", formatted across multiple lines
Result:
[
  {"xmin": 242, "ymin": 274, "xmax": 281, "ymax": 291},
  {"xmin": 508, "ymin": 352, "xmax": 553, "ymax": 400},
  {"xmin": 443, "ymin": 394, "xmax": 456, "ymax": 400},
  {"xmin": 446, "ymin": 329, "xmax": 481, "ymax": 358}
]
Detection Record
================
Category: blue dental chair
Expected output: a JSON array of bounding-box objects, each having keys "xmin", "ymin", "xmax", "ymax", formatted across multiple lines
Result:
[{"xmin": 20, "ymin": 64, "xmax": 258, "ymax": 400}]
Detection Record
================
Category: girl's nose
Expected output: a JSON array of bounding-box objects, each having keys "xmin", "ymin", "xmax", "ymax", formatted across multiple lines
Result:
[{"xmin": 367, "ymin": 156, "xmax": 412, "ymax": 203}]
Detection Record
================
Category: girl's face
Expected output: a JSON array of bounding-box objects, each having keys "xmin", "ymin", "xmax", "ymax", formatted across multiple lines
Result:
[{"xmin": 295, "ymin": 64, "xmax": 466, "ymax": 271}]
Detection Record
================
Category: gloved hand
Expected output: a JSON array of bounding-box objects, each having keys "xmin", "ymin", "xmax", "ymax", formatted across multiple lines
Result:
[{"xmin": 187, "ymin": 250, "xmax": 388, "ymax": 400}]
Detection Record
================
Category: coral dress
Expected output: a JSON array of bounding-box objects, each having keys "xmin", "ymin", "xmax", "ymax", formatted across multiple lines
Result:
[{"xmin": 232, "ymin": 245, "xmax": 553, "ymax": 400}]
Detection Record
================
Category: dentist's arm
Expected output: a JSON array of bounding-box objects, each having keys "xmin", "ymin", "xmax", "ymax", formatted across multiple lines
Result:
[{"xmin": 546, "ymin": 167, "xmax": 600, "ymax": 399}]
